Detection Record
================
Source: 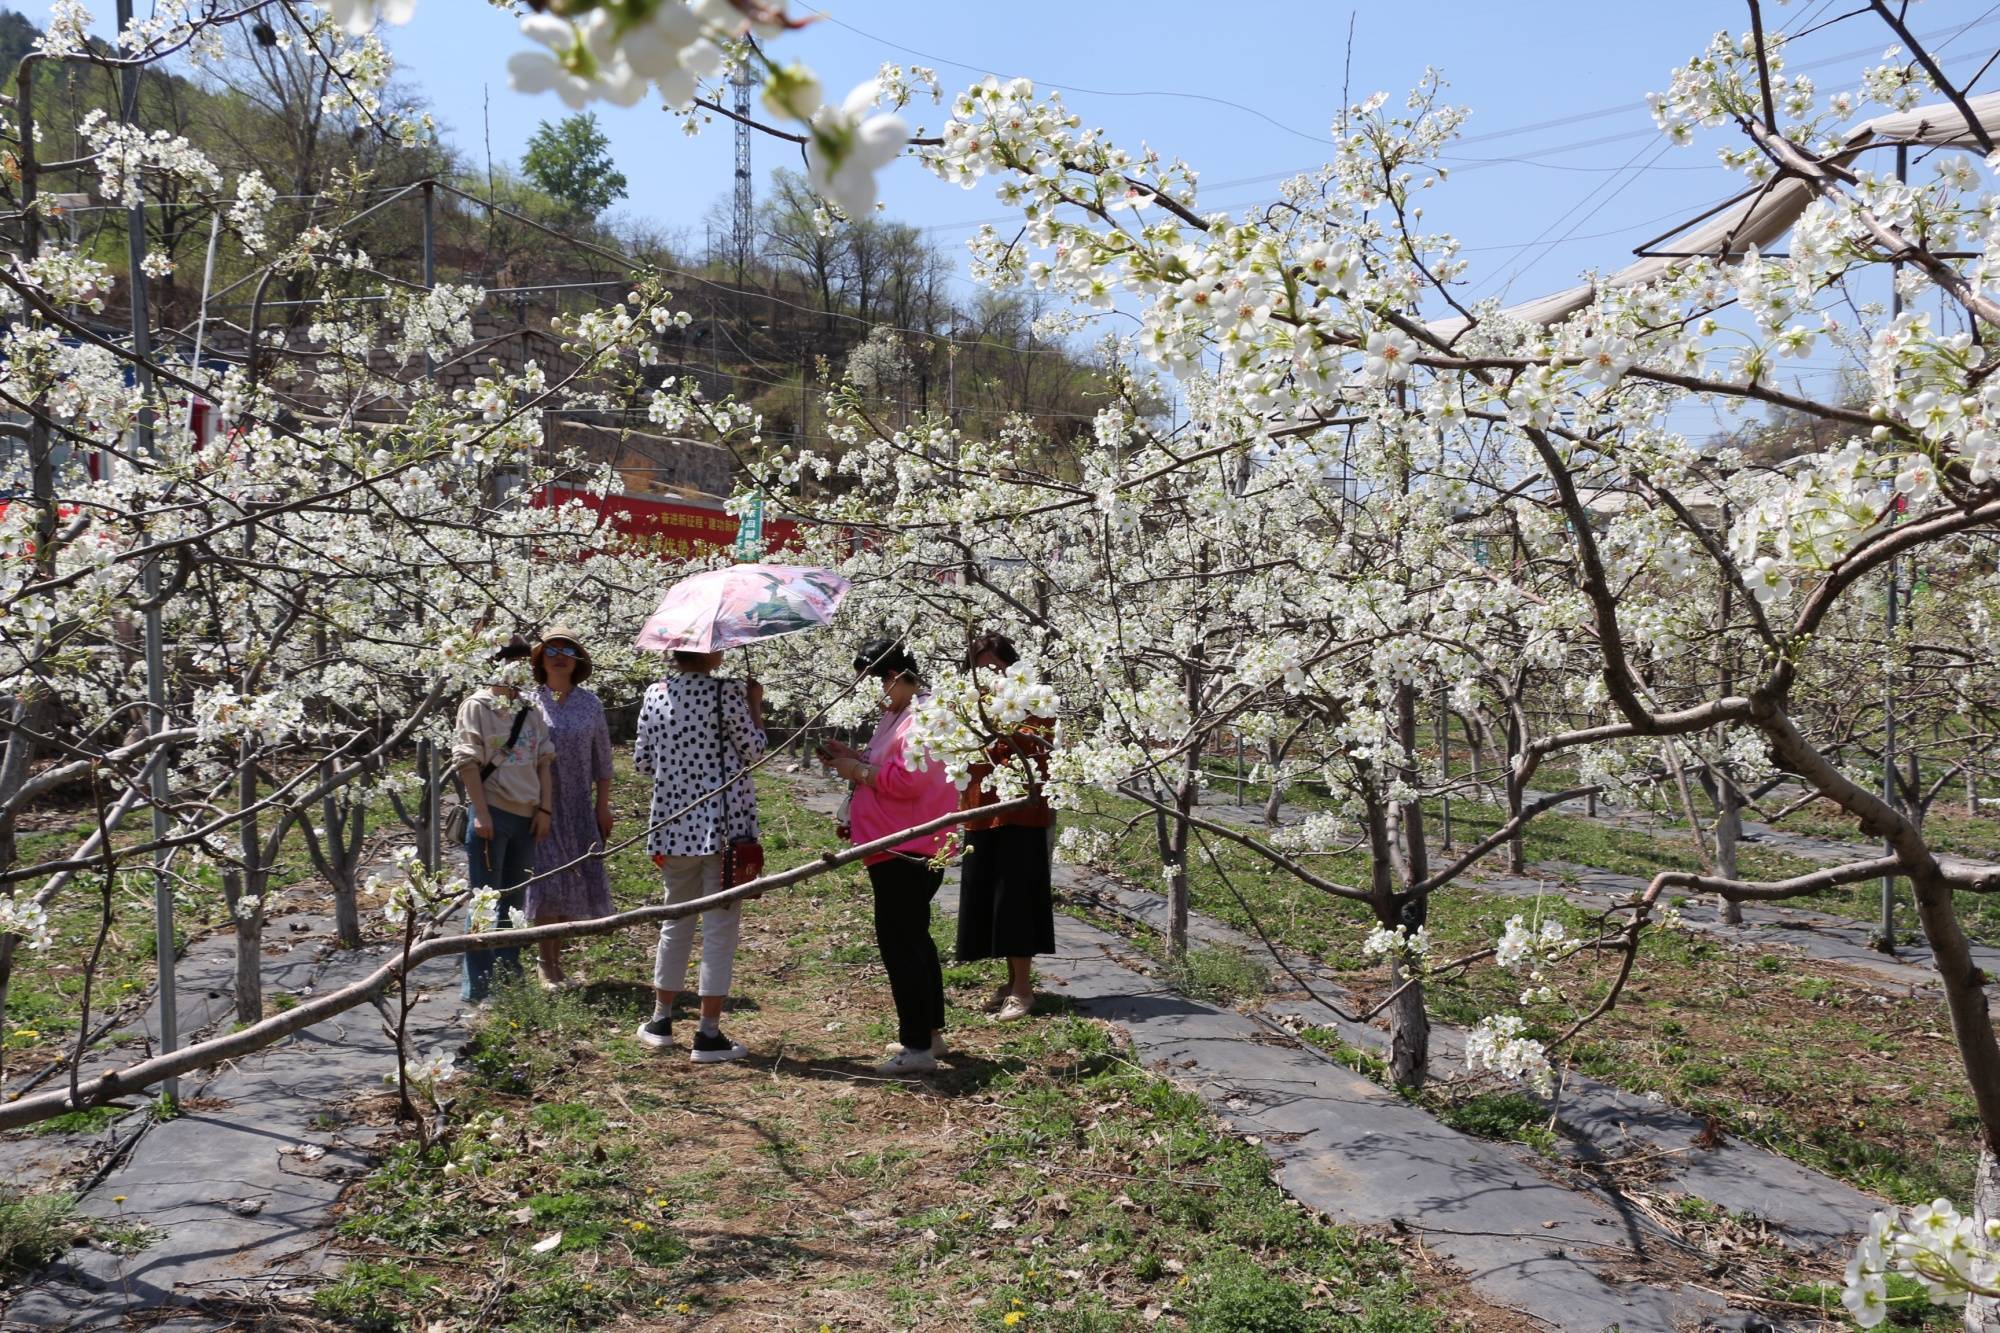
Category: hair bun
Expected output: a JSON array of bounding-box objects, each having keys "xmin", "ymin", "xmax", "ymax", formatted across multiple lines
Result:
[{"xmin": 853, "ymin": 635, "xmax": 922, "ymax": 683}]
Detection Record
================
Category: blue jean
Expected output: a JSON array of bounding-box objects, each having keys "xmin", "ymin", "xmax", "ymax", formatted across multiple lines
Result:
[{"xmin": 462, "ymin": 807, "xmax": 533, "ymax": 1001}]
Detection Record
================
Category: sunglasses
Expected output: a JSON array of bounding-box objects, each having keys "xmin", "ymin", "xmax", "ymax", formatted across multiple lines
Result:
[{"xmin": 544, "ymin": 644, "xmax": 582, "ymax": 659}]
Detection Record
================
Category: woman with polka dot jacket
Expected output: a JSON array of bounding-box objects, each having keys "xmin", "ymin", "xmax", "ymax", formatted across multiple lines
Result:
[{"xmin": 631, "ymin": 648, "xmax": 765, "ymax": 1064}]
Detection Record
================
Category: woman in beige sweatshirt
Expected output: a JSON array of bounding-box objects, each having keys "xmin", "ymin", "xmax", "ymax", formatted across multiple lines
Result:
[{"xmin": 451, "ymin": 639, "xmax": 555, "ymax": 1003}]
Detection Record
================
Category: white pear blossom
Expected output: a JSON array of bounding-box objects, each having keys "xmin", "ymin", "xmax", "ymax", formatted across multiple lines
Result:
[{"xmin": 805, "ymin": 80, "xmax": 909, "ymax": 217}]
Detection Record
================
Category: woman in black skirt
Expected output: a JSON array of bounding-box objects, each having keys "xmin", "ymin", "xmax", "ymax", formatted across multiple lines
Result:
[{"xmin": 955, "ymin": 632, "xmax": 1056, "ymax": 1021}]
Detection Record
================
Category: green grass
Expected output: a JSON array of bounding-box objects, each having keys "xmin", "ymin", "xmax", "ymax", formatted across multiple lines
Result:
[
  {"xmin": 4, "ymin": 781, "xmax": 408, "ymax": 1072},
  {"xmin": 1163, "ymin": 941, "xmax": 1269, "ymax": 1005},
  {"xmin": 32, "ymin": 1105, "xmax": 125, "ymax": 1137},
  {"xmin": 1432, "ymin": 1092, "xmax": 1560, "ymax": 1156},
  {"xmin": 0, "ymin": 1190, "xmax": 76, "ymax": 1279},
  {"xmin": 919, "ymin": 1016, "xmax": 1445, "ymax": 1332},
  {"xmin": 313, "ymin": 1261, "xmax": 440, "ymax": 1332}
]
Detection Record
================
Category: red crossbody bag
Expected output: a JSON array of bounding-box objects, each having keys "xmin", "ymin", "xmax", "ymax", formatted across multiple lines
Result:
[{"xmin": 715, "ymin": 679, "xmax": 765, "ymax": 893}]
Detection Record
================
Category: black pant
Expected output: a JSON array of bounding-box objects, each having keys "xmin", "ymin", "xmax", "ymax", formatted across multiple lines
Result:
[
  {"xmin": 868, "ymin": 857, "xmax": 945, "ymax": 1051},
  {"xmin": 956, "ymin": 824, "xmax": 1056, "ymax": 961}
]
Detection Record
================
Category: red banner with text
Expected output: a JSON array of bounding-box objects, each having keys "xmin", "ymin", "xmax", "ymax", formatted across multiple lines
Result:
[{"xmin": 531, "ymin": 486, "xmax": 798, "ymax": 561}]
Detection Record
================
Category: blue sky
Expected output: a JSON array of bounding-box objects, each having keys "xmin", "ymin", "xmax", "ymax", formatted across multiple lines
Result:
[{"xmin": 361, "ymin": 1, "xmax": 2000, "ymax": 309}]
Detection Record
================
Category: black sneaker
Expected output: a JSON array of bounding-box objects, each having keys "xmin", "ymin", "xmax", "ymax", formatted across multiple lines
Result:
[
  {"xmin": 689, "ymin": 1029, "xmax": 748, "ymax": 1064},
  {"xmin": 636, "ymin": 1017, "xmax": 673, "ymax": 1050}
]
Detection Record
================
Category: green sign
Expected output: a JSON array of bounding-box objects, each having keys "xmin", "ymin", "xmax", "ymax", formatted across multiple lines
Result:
[{"xmin": 733, "ymin": 493, "xmax": 765, "ymax": 561}]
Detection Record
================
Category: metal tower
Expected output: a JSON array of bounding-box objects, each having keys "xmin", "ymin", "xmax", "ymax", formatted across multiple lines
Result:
[{"xmin": 731, "ymin": 64, "xmax": 756, "ymax": 285}]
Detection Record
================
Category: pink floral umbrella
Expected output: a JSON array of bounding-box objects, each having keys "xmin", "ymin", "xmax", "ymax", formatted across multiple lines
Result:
[{"xmin": 633, "ymin": 565, "xmax": 851, "ymax": 654}]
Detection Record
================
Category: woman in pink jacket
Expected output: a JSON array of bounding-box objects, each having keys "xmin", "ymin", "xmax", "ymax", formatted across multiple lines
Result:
[{"xmin": 820, "ymin": 637, "xmax": 959, "ymax": 1074}]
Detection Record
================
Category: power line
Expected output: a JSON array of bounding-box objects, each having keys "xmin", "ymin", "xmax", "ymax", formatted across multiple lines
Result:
[
  {"xmin": 1473, "ymin": 136, "xmax": 1675, "ymax": 302},
  {"xmin": 911, "ymin": 32, "xmax": 2000, "ymax": 242},
  {"xmin": 798, "ymin": 5, "xmax": 1333, "ymax": 146}
]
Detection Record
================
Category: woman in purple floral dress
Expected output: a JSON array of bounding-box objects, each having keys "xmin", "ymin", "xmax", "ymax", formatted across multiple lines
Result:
[{"xmin": 530, "ymin": 626, "xmax": 615, "ymax": 988}]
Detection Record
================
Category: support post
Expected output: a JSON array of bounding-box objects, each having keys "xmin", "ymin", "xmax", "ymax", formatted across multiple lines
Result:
[
  {"xmin": 1880, "ymin": 555, "xmax": 1899, "ymax": 953},
  {"xmin": 117, "ymin": 0, "xmax": 177, "ymax": 1101},
  {"xmin": 1436, "ymin": 688, "xmax": 1452, "ymax": 850},
  {"xmin": 417, "ymin": 181, "xmax": 441, "ymax": 873},
  {"xmin": 1878, "ymin": 143, "xmax": 1907, "ymax": 955}
]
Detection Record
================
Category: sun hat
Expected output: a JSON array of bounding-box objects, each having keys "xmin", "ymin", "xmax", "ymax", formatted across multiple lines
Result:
[{"xmin": 532, "ymin": 625, "xmax": 593, "ymax": 684}]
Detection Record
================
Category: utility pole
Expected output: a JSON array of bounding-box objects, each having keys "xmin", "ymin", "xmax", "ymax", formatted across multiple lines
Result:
[
  {"xmin": 730, "ymin": 64, "xmax": 757, "ymax": 288},
  {"xmin": 116, "ymin": 0, "xmax": 178, "ymax": 1104}
]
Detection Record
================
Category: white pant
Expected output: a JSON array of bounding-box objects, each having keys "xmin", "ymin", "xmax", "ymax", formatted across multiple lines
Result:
[{"xmin": 652, "ymin": 854, "xmax": 739, "ymax": 997}]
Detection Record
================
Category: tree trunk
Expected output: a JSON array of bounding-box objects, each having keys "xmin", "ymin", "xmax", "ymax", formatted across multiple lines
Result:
[
  {"xmin": 1396, "ymin": 686, "xmax": 1429, "ymax": 888},
  {"xmin": 234, "ymin": 913, "xmax": 263, "ymax": 1023},
  {"xmin": 1167, "ymin": 777, "xmax": 1196, "ymax": 961},
  {"xmin": 1386, "ymin": 957, "xmax": 1429, "ymax": 1090},
  {"xmin": 333, "ymin": 800, "xmax": 364, "ymax": 948},
  {"xmin": 1504, "ymin": 768, "xmax": 1526, "ymax": 874},
  {"xmin": 232, "ymin": 750, "xmax": 265, "ymax": 1025},
  {"xmin": 224, "ymin": 869, "xmax": 264, "ymax": 1025},
  {"xmin": 1262, "ymin": 737, "xmax": 1284, "ymax": 828},
  {"xmin": 313, "ymin": 783, "xmax": 365, "ymax": 950},
  {"xmin": 0, "ymin": 933, "xmax": 16, "ymax": 1077}
]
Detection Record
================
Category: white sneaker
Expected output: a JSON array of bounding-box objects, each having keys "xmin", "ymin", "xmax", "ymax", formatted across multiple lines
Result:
[
  {"xmin": 996, "ymin": 995, "xmax": 1033, "ymax": 1022},
  {"xmin": 884, "ymin": 1034, "xmax": 949, "ymax": 1059},
  {"xmin": 875, "ymin": 1047, "xmax": 938, "ymax": 1075}
]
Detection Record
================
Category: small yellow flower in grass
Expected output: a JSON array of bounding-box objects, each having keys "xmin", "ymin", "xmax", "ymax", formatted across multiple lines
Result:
[
  {"xmin": 1003, "ymin": 1314, "xmax": 1025, "ymax": 1327},
  {"xmin": 113, "ymin": 1196, "xmax": 126, "ymax": 1204},
  {"xmin": 1011, "ymin": 1298, "xmax": 1025, "ymax": 1307},
  {"xmin": 677, "ymin": 1303, "xmax": 691, "ymax": 1314}
]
